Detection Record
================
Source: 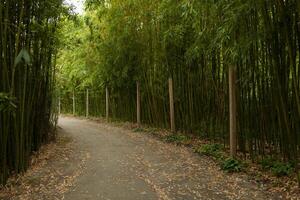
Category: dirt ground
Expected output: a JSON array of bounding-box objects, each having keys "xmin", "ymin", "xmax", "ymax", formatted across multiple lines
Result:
[{"xmin": 0, "ymin": 117, "xmax": 289, "ymax": 199}]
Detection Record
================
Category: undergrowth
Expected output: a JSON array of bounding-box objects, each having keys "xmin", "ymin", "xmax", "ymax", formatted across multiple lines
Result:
[
  {"xmin": 260, "ymin": 156, "xmax": 294, "ymax": 177},
  {"xmin": 165, "ymin": 134, "xmax": 189, "ymax": 144},
  {"xmin": 133, "ymin": 127, "xmax": 296, "ymax": 178}
]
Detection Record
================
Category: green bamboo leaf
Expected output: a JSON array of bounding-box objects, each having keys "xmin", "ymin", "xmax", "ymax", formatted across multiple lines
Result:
[
  {"xmin": 0, "ymin": 93, "xmax": 17, "ymax": 112},
  {"xmin": 14, "ymin": 48, "xmax": 31, "ymax": 66}
]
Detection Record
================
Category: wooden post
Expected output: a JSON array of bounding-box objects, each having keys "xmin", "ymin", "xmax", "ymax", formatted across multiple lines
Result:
[
  {"xmin": 73, "ymin": 90, "xmax": 76, "ymax": 116},
  {"xmin": 106, "ymin": 87, "xmax": 109, "ymax": 121},
  {"xmin": 86, "ymin": 89, "xmax": 89, "ymax": 118},
  {"xmin": 169, "ymin": 78, "xmax": 175, "ymax": 132},
  {"xmin": 229, "ymin": 66, "xmax": 237, "ymax": 157},
  {"xmin": 137, "ymin": 81, "xmax": 141, "ymax": 126},
  {"xmin": 58, "ymin": 96, "xmax": 61, "ymax": 116}
]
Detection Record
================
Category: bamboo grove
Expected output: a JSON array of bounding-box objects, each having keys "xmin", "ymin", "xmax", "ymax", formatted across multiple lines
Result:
[
  {"xmin": 0, "ymin": 0, "xmax": 64, "ymax": 184},
  {"xmin": 58, "ymin": 0, "xmax": 300, "ymax": 168}
]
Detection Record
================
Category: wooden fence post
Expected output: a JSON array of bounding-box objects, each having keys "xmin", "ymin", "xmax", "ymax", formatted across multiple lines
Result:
[
  {"xmin": 169, "ymin": 78, "xmax": 175, "ymax": 132},
  {"xmin": 73, "ymin": 90, "xmax": 76, "ymax": 116},
  {"xmin": 229, "ymin": 66, "xmax": 237, "ymax": 157},
  {"xmin": 58, "ymin": 95, "xmax": 61, "ymax": 116},
  {"xmin": 86, "ymin": 89, "xmax": 89, "ymax": 118},
  {"xmin": 137, "ymin": 81, "xmax": 141, "ymax": 126},
  {"xmin": 106, "ymin": 87, "xmax": 109, "ymax": 121}
]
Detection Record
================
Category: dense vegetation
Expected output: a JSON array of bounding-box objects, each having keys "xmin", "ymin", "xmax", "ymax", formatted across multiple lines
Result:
[
  {"xmin": 58, "ymin": 0, "xmax": 299, "ymax": 181},
  {"xmin": 0, "ymin": 0, "xmax": 64, "ymax": 184}
]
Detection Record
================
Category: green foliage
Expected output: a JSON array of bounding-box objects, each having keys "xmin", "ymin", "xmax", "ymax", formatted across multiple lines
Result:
[
  {"xmin": 165, "ymin": 134, "xmax": 189, "ymax": 144},
  {"xmin": 195, "ymin": 144, "xmax": 223, "ymax": 159},
  {"xmin": 0, "ymin": 93, "xmax": 17, "ymax": 112},
  {"xmin": 195, "ymin": 144, "xmax": 243, "ymax": 173},
  {"xmin": 271, "ymin": 163, "xmax": 293, "ymax": 177},
  {"xmin": 260, "ymin": 156, "xmax": 277, "ymax": 170},
  {"xmin": 0, "ymin": 0, "xmax": 64, "ymax": 185},
  {"xmin": 133, "ymin": 127, "xmax": 145, "ymax": 132},
  {"xmin": 221, "ymin": 158, "xmax": 242, "ymax": 173},
  {"xmin": 14, "ymin": 49, "xmax": 31, "ymax": 66},
  {"xmin": 260, "ymin": 157, "xmax": 294, "ymax": 177},
  {"xmin": 57, "ymin": 17, "xmax": 93, "ymax": 90},
  {"xmin": 58, "ymin": 0, "xmax": 300, "ymax": 186}
]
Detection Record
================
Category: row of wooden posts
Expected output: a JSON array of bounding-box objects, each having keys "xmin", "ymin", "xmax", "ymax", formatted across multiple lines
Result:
[{"xmin": 59, "ymin": 69, "xmax": 237, "ymax": 157}]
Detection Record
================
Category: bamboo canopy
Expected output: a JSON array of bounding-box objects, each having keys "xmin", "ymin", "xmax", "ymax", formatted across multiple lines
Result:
[{"xmin": 59, "ymin": 0, "xmax": 300, "ymax": 166}]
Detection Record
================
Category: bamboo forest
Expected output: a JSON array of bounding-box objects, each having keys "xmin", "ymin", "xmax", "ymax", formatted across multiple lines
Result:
[{"xmin": 1, "ymin": 0, "xmax": 300, "ymax": 199}]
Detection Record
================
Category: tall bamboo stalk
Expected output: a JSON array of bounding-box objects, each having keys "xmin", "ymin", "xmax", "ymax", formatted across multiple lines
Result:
[{"xmin": 0, "ymin": 0, "xmax": 62, "ymax": 185}]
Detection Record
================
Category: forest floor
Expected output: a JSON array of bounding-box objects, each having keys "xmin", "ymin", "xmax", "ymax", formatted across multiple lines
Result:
[{"xmin": 0, "ymin": 117, "xmax": 298, "ymax": 199}]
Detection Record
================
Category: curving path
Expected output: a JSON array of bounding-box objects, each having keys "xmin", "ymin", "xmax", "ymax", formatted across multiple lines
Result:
[{"xmin": 59, "ymin": 117, "xmax": 281, "ymax": 200}]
